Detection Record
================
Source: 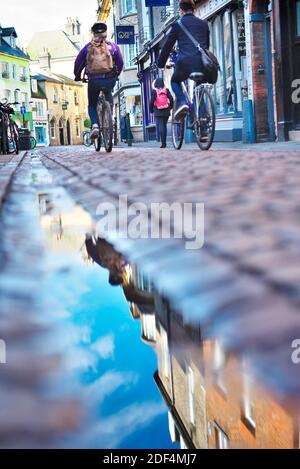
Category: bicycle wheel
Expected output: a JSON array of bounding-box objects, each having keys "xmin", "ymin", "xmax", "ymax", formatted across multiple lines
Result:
[
  {"xmin": 172, "ymin": 109, "xmax": 186, "ymax": 150},
  {"xmin": 102, "ymin": 101, "xmax": 113, "ymax": 153},
  {"xmin": 0, "ymin": 116, "xmax": 7, "ymax": 154},
  {"xmin": 29, "ymin": 136, "xmax": 36, "ymax": 150},
  {"xmin": 194, "ymin": 87, "xmax": 215, "ymax": 151},
  {"xmin": 7, "ymin": 121, "xmax": 19, "ymax": 154}
]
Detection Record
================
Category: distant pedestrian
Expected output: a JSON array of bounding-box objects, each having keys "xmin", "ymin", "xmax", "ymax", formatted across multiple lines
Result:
[
  {"xmin": 120, "ymin": 111, "xmax": 133, "ymax": 144},
  {"xmin": 150, "ymin": 77, "xmax": 173, "ymax": 148}
]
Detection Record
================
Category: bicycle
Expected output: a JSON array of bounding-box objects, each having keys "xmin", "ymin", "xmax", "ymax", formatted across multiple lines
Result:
[
  {"xmin": 0, "ymin": 99, "xmax": 19, "ymax": 155},
  {"xmin": 82, "ymin": 130, "xmax": 92, "ymax": 147},
  {"xmin": 82, "ymin": 77, "xmax": 113, "ymax": 153},
  {"xmin": 170, "ymin": 69, "xmax": 216, "ymax": 151}
]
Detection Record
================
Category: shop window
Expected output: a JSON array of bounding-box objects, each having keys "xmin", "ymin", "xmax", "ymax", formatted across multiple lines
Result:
[{"xmin": 211, "ymin": 7, "xmax": 245, "ymax": 115}]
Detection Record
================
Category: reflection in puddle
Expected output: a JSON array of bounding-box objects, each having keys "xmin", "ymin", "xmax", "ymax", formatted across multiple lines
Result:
[{"xmin": 38, "ymin": 184, "xmax": 300, "ymax": 449}]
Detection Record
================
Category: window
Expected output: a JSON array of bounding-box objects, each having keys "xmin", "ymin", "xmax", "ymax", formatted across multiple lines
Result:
[
  {"xmin": 20, "ymin": 66, "xmax": 27, "ymax": 82},
  {"xmin": 14, "ymin": 90, "xmax": 19, "ymax": 106},
  {"xmin": 187, "ymin": 366, "xmax": 195, "ymax": 425},
  {"xmin": 75, "ymin": 119, "xmax": 80, "ymax": 137},
  {"xmin": 36, "ymin": 101, "xmax": 44, "ymax": 117},
  {"xmin": 31, "ymin": 79, "xmax": 38, "ymax": 93},
  {"xmin": 213, "ymin": 341, "xmax": 226, "ymax": 392},
  {"xmin": 74, "ymin": 90, "xmax": 79, "ymax": 105},
  {"xmin": 10, "ymin": 35, "xmax": 16, "ymax": 49},
  {"xmin": 159, "ymin": 325, "xmax": 171, "ymax": 379},
  {"xmin": 53, "ymin": 87, "xmax": 58, "ymax": 104},
  {"xmin": 1, "ymin": 62, "xmax": 10, "ymax": 79},
  {"xmin": 215, "ymin": 423, "xmax": 228, "ymax": 449},
  {"xmin": 124, "ymin": 43, "xmax": 137, "ymax": 69},
  {"xmin": 141, "ymin": 314, "xmax": 156, "ymax": 342},
  {"xmin": 121, "ymin": 0, "xmax": 136, "ymax": 16},
  {"xmin": 50, "ymin": 119, "xmax": 56, "ymax": 139},
  {"xmin": 3, "ymin": 89, "xmax": 11, "ymax": 102},
  {"xmin": 12, "ymin": 64, "xmax": 17, "ymax": 80},
  {"xmin": 243, "ymin": 372, "xmax": 256, "ymax": 429},
  {"xmin": 21, "ymin": 93, "xmax": 28, "ymax": 107}
]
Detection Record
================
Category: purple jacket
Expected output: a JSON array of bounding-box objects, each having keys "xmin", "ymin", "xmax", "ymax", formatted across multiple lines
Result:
[{"xmin": 74, "ymin": 41, "xmax": 124, "ymax": 80}]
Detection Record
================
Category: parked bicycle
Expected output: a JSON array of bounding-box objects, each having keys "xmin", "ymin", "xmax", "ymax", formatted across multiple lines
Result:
[
  {"xmin": 0, "ymin": 99, "xmax": 19, "ymax": 155},
  {"xmin": 168, "ymin": 65, "xmax": 216, "ymax": 151},
  {"xmin": 82, "ymin": 78, "xmax": 113, "ymax": 153}
]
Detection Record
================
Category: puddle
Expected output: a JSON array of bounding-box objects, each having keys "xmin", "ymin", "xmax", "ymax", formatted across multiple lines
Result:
[{"xmin": 1, "ymin": 154, "xmax": 300, "ymax": 449}]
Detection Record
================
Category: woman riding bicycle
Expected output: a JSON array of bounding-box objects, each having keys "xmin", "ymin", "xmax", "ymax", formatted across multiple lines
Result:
[
  {"xmin": 74, "ymin": 22, "xmax": 124, "ymax": 140},
  {"xmin": 157, "ymin": 0, "xmax": 210, "ymax": 122}
]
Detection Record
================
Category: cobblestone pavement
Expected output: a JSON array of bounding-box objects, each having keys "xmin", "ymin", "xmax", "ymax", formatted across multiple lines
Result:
[
  {"xmin": 0, "ymin": 153, "xmax": 25, "ymax": 207},
  {"xmin": 34, "ymin": 144, "xmax": 300, "ymax": 394},
  {"xmin": 0, "ymin": 144, "xmax": 300, "ymax": 445}
]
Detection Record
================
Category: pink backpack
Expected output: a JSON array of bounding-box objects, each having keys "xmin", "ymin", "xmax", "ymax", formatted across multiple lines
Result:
[{"xmin": 154, "ymin": 88, "xmax": 170, "ymax": 110}]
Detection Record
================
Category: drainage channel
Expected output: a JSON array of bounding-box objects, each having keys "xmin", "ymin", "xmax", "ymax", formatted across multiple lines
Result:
[{"xmin": 0, "ymin": 152, "xmax": 299, "ymax": 449}]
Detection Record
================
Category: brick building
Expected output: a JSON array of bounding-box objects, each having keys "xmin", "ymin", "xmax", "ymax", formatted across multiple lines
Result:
[{"xmin": 123, "ymin": 261, "xmax": 300, "ymax": 449}]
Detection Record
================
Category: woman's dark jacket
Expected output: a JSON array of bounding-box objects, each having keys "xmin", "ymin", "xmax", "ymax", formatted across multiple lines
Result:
[{"xmin": 150, "ymin": 88, "xmax": 174, "ymax": 117}]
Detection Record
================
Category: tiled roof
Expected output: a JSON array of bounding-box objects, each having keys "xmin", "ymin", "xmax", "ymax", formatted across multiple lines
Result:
[
  {"xmin": 27, "ymin": 30, "xmax": 80, "ymax": 60},
  {"xmin": 1, "ymin": 27, "xmax": 17, "ymax": 37},
  {"xmin": 0, "ymin": 36, "xmax": 29, "ymax": 60}
]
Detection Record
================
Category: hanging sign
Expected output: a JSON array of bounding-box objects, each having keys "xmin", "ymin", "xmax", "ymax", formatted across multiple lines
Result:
[
  {"xmin": 116, "ymin": 26, "xmax": 135, "ymax": 45},
  {"xmin": 145, "ymin": 0, "xmax": 170, "ymax": 6}
]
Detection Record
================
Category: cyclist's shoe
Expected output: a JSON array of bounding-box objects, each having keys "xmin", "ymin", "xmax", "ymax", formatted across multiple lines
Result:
[
  {"xmin": 174, "ymin": 104, "xmax": 189, "ymax": 122},
  {"xmin": 90, "ymin": 124, "xmax": 99, "ymax": 140},
  {"xmin": 199, "ymin": 134, "xmax": 208, "ymax": 142}
]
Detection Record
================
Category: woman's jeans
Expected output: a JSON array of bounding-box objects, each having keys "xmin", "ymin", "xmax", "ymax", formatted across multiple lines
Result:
[
  {"xmin": 156, "ymin": 116, "xmax": 169, "ymax": 145},
  {"xmin": 88, "ymin": 77, "xmax": 116, "ymax": 125}
]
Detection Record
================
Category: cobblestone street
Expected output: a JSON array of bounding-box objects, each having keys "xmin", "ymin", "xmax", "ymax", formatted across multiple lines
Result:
[
  {"xmin": 1, "ymin": 144, "xmax": 300, "ymax": 447},
  {"xmin": 35, "ymin": 144, "xmax": 300, "ymax": 383}
]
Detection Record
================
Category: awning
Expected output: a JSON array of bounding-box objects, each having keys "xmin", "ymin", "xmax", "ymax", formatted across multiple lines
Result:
[{"xmin": 122, "ymin": 86, "xmax": 141, "ymax": 98}]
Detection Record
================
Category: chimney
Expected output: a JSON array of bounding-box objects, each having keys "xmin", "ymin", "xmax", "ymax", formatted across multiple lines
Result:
[{"xmin": 39, "ymin": 50, "xmax": 51, "ymax": 71}]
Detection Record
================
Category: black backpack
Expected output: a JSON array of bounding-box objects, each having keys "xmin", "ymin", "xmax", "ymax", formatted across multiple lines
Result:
[{"xmin": 178, "ymin": 20, "xmax": 220, "ymax": 85}]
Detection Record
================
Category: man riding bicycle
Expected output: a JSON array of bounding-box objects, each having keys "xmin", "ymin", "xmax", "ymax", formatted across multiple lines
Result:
[
  {"xmin": 157, "ymin": 0, "xmax": 210, "ymax": 122},
  {"xmin": 74, "ymin": 22, "xmax": 124, "ymax": 140}
]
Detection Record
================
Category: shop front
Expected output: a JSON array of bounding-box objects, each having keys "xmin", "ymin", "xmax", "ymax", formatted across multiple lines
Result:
[
  {"xmin": 197, "ymin": 0, "xmax": 250, "ymax": 141},
  {"xmin": 273, "ymin": 0, "xmax": 300, "ymax": 141},
  {"xmin": 33, "ymin": 120, "xmax": 49, "ymax": 146}
]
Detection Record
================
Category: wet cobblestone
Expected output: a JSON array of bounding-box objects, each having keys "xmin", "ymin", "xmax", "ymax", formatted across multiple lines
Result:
[{"xmin": 34, "ymin": 145, "xmax": 300, "ymax": 392}]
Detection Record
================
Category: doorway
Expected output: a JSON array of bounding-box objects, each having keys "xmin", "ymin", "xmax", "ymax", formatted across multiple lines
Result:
[
  {"xmin": 59, "ymin": 119, "xmax": 64, "ymax": 146},
  {"xmin": 67, "ymin": 119, "xmax": 71, "ymax": 145}
]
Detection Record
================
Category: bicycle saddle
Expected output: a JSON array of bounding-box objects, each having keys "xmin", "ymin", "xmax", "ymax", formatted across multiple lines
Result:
[{"xmin": 189, "ymin": 72, "xmax": 205, "ymax": 83}]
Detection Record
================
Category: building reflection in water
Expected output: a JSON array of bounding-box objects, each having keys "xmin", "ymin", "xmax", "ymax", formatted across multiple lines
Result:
[{"xmin": 86, "ymin": 236, "xmax": 300, "ymax": 450}]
